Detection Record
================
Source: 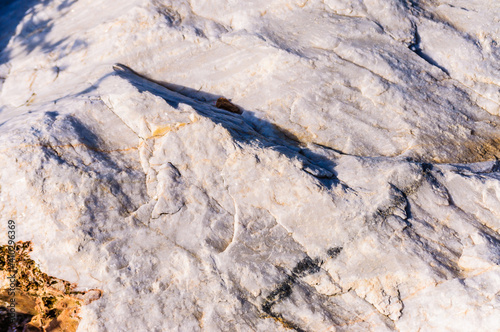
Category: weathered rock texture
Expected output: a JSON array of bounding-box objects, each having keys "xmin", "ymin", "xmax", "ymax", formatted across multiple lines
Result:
[{"xmin": 0, "ymin": 0, "xmax": 499, "ymax": 331}]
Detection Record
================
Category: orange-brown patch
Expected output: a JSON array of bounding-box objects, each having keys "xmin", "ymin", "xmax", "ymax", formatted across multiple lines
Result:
[
  {"xmin": 215, "ymin": 97, "xmax": 242, "ymax": 114},
  {"xmin": 0, "ymin": 241, "xmax": 102, "ymax": 331}
]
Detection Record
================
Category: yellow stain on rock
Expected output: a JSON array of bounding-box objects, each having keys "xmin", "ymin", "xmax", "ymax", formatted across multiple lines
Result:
[
  {"xmin": 152, "ymin": 125, "xmax": 173, "ymax": 137},
  {"xmin": 150, "ymin": 122, "xmax": 188, "ymax": 138},
  {"xmin": 25, "ymin": 93, "xmax": 36, "ymax": 106}
]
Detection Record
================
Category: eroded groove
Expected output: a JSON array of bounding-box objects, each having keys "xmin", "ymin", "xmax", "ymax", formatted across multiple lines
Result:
[{"xmin": 408, "ymin": 28, "xmax": 450, "ymax": 75}]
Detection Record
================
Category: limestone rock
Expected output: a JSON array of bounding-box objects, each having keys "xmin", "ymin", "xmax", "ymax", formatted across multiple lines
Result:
[{"xmin": 0, "ymin": 0, "xmax": 499, "ymax": 331}]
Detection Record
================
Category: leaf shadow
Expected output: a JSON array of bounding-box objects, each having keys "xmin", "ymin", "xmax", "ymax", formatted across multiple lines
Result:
[{"xmin": 0, "ymin": 0, "xmax": 77, "ymax": 66}]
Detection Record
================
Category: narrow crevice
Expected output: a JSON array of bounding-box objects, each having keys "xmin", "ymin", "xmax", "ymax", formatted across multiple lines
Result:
[
  {"xmin": 150, "ymin": 203, "xmax": 185, "ymax": 219},
  {"xmin": 260, "ymin": 249, "xmax": 343, "ymax": 331},
  {"xmin": 111, "ymin": 64, "xmax": 341, "ymax": 190},
  {"xmin": 408, "ymin": 28, "xmax": 449, "ymax": 75}
]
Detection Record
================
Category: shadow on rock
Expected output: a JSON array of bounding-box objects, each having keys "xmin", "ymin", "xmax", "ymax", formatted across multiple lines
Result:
[
  {"xmin": 0, "ymin": 0, "xmax": 77, "ymax": 66},
  {"xmin": 111, "ymin": 63, "xmax": 340, "ymax": 189}
]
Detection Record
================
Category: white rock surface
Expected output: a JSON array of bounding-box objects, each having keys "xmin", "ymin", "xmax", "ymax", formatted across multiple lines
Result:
[{"xmin": 0, "ymin": 0, "xmax": 499, "ymax": 331}]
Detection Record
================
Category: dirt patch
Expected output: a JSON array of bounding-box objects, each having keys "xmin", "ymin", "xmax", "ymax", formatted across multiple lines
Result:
[
  {"xmin": 215, "ymin": 97, "xmax": 242, "ymax": 114},
  {"xmin": 429, "ymin": 135, "xmax": 500, "ymax": 164},
  {"xmin": 0, "ymin": 241, "xmax": 101, "ymax": 332}
]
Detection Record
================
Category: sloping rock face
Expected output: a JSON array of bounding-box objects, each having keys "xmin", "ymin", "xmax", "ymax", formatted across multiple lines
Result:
[{"xmin": 0, "ymin": 0, "xmax": 499, "ymax": 331}]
